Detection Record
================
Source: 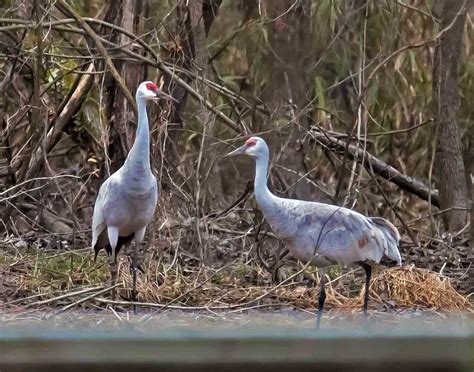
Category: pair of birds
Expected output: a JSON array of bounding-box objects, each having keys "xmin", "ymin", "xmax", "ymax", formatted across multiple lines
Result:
[{"xmin": 92, "ymin": 81, "xmax": 402, "ymax": 327}]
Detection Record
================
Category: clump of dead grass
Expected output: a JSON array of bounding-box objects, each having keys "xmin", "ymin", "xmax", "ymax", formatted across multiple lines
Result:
[{"xmin": 368, "ymin": 265, "xmax": 471, "ymax": 311}]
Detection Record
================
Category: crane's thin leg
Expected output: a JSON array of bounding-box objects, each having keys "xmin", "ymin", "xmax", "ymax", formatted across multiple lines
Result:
[
  {"xmin": 107, "ymin": 227, "xmax": 119, "ymax": 301},
  {"xmin": 110, "ymin": 258, "xmax": 118, "ymax": 301},
  {"xmin": 316, "ymin": 270, "xmax": 327, "ymax": 330},
  {"xmin": 131, "ymin": 241, "xmax": 138, "ymax": 315},
  {"xmin": 358, "ymin": 262, "xmax": 372, "ymax": 315},
  {"xmin": 131, "ymin": 227, "xmax": 146, "ymax": 315}
]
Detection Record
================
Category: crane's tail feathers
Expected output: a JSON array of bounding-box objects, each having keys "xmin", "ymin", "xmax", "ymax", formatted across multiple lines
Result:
[{"xmin": 370, "ymin": 217, "xmax": 402, "ymax": 266}]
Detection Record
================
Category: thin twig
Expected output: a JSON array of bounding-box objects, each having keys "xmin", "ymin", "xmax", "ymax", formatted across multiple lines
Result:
[
  {"xmin": 26, "ymin": 286, "xmax": 103, "ymax": 307},
  {"xmin": 50, "ymin": 283, "xmax": 121, "ymax": 316}
]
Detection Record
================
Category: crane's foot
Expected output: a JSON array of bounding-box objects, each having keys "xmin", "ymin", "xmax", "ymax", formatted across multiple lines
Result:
[{"xmin": 119, "ymin": 290, "xmax": 138, "ymax": 315}]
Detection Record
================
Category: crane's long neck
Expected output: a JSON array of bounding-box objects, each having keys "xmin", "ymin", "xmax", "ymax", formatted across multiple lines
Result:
[
  {"xmin": 254, "ymin": 152, "xmax": 274, "ymax": 210},
  {"xmin": 124, "ymin": 96, "xmax": 151, "ymax": 173}
]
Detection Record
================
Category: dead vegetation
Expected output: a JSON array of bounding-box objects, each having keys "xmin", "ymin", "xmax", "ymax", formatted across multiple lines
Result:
[
  {"xmin": 1, "ymin": 231, "xmax": 471, "ymax": 314},
  {"xmin": 370, "ymin": 265, "xmax": 470, "ymax": 310}
]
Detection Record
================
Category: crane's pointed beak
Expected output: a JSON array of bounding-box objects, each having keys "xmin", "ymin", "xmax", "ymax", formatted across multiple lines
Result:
[
  {"xmin": 224, "ymin": 144, "xmax": 247, "ymax": 158},
  {"xmin": 155, "ymin": 89, "xmax": 179, "ymax": 103}
]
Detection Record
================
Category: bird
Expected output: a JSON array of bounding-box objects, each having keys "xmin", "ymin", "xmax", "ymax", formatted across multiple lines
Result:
[
  {"xmin": 225, "ymin": 136, "xmax": 402, "ymax": 328},
  {"xmin": 91, "ymin": 80, "xmax": 177, "ymax": 304}
]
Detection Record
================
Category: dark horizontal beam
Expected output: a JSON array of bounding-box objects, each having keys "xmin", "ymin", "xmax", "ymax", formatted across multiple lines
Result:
[{"xmin": 0, "ymin": 328, "xmax": 472, "ymax": 371}]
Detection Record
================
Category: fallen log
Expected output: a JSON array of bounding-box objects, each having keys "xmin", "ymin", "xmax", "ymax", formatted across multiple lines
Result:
[{"xmin": 310, "ymin": 129, "xmax": 440, "ymax": 208}]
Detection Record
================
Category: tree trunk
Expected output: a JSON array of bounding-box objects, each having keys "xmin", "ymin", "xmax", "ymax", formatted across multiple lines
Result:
[
  {"xmin": 432, "ymin": 0, "xmax": 471, "ymax": 232},
  {"xmin": 188, "ymin": 0, "xmax": 225, "ymax": 210},
  {"xmin": 158, "ymin": 2, "xmax": 192, "ymax": 174},
  {"xmin": 160, "ymin": 0, "xmax": 221, "ymax": 172},
  {"xmin": 101, "ymin": 0, "xmax": 147, "ymax": 172},
  {"xmin": 261, "ymin": 0, "xmax": 312, "ymax": 200}
]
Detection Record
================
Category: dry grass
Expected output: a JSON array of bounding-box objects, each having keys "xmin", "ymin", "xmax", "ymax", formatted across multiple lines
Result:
[
  {"xmin": 2, "ymin": 240, "xmax": 470, "ymax": 314},
  {"xmin": 369, "ymin": 265, "xmax": 471, "ymax": 311}
]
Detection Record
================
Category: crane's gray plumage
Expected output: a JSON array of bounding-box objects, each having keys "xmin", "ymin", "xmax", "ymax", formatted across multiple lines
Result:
[
  {"xmin": 92, "ymin": 81, "xmax": 176, "ymax": 302},
  {"xmin": 226, "ymin": 136, "xmax": 402, "ymax": 328},
  {"xmin": 262, "ymin": 198, "xmax": 401, "ymax": 267},
  {"xmin": 91, "ymin": 169, "xmax": 157, "ymax": 259}
]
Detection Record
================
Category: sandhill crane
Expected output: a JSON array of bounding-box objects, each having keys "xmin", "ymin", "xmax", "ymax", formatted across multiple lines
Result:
[
  {"xmin": 225, "ymin": 136, "xmax": 402, "ymax": 328},
  {"xmin": 92, "ymin": 81, "xmax": 176, "ymax": 303}
]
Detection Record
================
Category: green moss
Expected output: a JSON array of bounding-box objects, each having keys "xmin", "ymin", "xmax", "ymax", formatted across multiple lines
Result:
[{"xmin": 26, "ymin": 250, "xmax": 109, "ymax": 290}]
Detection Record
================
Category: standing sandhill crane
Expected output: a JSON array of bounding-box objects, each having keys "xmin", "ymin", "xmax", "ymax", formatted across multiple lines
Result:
[
  {"xmin": 92, "ymin": 81, "xmax": 176, "ymax": 303},
  {"xmin": 225, "ymin": 137, "xmax": 402, "ymax": 328}
]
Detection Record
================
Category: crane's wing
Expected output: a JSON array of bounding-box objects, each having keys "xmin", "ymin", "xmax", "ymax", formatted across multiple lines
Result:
[
  {"xmin": 295, "ymin": 204, "xmax": 371, "ymax": 248},
  {"xmin": 91, "ymin": 178, "xmax": 111, "ymax": 249},
  {"xmin": 273, "ymin": 200, "xmax": 401, "ymax": 266},
  {"xmin": 306, "ymin": 207, "xmax": 400, "ymax": 265}
]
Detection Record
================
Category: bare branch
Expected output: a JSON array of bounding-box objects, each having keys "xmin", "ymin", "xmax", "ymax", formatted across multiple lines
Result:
[
  {"xmin": 310, "ymin": 129, "xmax": 441, "ymax": 208},
  {"xmin": 55, "ymin": 0, "xmax": 136, "ymax": 113}
]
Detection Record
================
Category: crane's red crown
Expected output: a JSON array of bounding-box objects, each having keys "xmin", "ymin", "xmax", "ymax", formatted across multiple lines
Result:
[
  {"xmin": 146, "ymin": 82, "xmax": 158, "ymax": 91},
  {"xmin": 245, "ymin": 137, "xmax": 257, "ymax": 146}
]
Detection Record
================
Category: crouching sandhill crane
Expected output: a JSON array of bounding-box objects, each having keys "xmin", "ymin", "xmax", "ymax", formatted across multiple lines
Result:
[
  {"xmin": 225, "ymin": 137, "xmax": 402, "ymax": 328},
  {"xmin": 92, "ymin": 81, "xmax": 176, "ymax": 303}
]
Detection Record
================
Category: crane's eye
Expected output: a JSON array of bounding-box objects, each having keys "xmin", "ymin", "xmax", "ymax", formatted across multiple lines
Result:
[
  {"xmin": 245, "ymin": 138, "xmax": 257, "ymax": 146},
  {"xmin": 146, "ymin": 82, "xmax": 158, "ymax": 91}
]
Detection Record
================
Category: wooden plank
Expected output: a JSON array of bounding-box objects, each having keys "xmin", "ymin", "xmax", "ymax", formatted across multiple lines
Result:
[{"xmin": 0, "ymin": 328, "xmax": 472, "ymax": 371}]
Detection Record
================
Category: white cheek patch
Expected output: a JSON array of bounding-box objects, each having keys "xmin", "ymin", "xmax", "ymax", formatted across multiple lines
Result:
[{"xmin": 144, "ymin": 91, "xmax": 157, "ymax": 99}]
